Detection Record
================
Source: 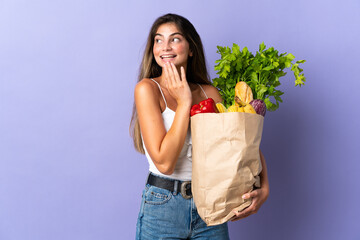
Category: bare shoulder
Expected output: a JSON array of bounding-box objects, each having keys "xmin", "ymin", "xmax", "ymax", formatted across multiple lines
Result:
[
  {"xmin": 201, "ymin": 84, "xmax": 223, "ymax": 103},
  {"xmin": 135, "ymin": 78, "xmax": 158, "ymax": 97},
  {"xmin": 134, "ymin": 78, "xmax": 162, "ymax": 108},
  {"xmin": 136, "ymin": 78, "xmax": 156, "ymax": 91},
  {"xmin": 202, "ymin": 84, "xmax": 220, "ymax": 94}
]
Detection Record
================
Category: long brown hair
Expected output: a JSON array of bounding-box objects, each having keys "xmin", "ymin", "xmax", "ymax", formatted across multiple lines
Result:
[{"xmin": 129, "ymin": 13, "xmax": 211, "ymax": 154}]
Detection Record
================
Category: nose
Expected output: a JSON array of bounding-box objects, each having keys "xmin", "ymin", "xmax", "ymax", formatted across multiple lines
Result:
[{"xmin": 163, "ymin": 41, "xmax": 172, "ymax": 51}]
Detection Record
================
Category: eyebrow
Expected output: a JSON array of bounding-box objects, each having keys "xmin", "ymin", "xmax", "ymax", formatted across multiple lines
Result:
[{"xmin": 155, "ymin": 32, "xmax": 184, "ymax": 37}]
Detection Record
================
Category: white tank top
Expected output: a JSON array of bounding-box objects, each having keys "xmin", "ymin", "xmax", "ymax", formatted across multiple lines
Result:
[{"xmin": 141, "ymin": 78, "xmax": 208, "ymax": 181}]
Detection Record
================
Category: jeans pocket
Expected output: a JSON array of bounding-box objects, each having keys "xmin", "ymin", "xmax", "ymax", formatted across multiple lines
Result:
[{"xmin": 144, "ymin": 185, "xmax": 172, "ymax": 205}]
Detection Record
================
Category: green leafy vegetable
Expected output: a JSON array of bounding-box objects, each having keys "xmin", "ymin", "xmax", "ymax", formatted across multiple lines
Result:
[{"xmin": 212, "ymin": 42, "xmax": 306, "ymax": 110}]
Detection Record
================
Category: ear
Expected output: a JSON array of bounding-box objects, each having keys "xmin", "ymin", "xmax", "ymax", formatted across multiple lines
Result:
[{"xmin": 189, "ymin": 50, "xmax": 193, "ymax": 57}]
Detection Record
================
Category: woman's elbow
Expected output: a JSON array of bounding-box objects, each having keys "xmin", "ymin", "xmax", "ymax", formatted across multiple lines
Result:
[
  {"xmin": 150, "ymin": 154, "xmax": 176, "ymax": 175},
  {"xmin": 156, "ymin": 163, "xmax": 175, "ymax": 175}
]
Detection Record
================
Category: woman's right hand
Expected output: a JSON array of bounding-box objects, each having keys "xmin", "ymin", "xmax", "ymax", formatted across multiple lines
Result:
[
  {"xmin": 135, "ymin": 63, "xmax": 192, "ymax": 175},
  {"xmin": 163, "ymin": 62, "xmax": 192, "ymax": 107}
]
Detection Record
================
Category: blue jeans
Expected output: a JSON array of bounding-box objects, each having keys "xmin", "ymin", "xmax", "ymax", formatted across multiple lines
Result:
[{"xmin": 136, "ymin": 176, "xmax": 230, "ymax": 239}]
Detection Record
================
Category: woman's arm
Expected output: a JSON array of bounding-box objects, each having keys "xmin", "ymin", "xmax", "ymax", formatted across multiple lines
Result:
[
  {"xmin": 258, "ymin": 150, "xmax": 270, "ymax": 193},
  {"xmin": 231, "ymin": 150, "xmax": 270, "ymax": 221},
  {"xmin": 135, "ymin": 63, "xmax": 192, "ymax": 175}
]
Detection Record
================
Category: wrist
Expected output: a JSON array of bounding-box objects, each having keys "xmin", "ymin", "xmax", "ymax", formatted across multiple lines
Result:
[
  {"xmin": 177, "ymin": 101, "xmax": 192, "ymax": 109},
  {"xmin": 259, "ymin": 176, "xmax": 269, "ymax": 189},
  {"xmin": 261, "ymin": 183, "xmax": 270, "ymax": 195}
]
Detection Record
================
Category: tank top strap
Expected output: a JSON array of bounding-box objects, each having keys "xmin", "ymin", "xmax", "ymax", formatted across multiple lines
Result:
[
  {"xmin": 150, "ymin": 78, "xmax": 167, "ymax": 108},
  {"xmin": 197, "ymin": 84, "xmax": 208, "ymax": 99}
]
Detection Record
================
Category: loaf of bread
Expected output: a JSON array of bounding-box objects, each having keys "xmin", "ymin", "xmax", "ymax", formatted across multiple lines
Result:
[{"xmin": 234, "ymin": 81, "xmax": 253, "ymax": 106}]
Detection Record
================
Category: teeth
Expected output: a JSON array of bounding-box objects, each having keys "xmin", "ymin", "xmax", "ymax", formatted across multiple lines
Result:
[{"xmin": 161, "ymin": 55, "xmax": 176, "ymax": 59}]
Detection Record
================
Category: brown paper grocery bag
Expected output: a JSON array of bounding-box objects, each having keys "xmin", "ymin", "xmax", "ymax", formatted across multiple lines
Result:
[{"xmin": 191, "ymin": 112, "xmax": 264, "ymax": 226}]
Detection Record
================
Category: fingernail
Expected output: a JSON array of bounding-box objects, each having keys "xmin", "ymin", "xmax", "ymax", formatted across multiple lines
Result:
[{"xmin": 242, "ymin": 194, "xmax": 247, "ymax": 199}]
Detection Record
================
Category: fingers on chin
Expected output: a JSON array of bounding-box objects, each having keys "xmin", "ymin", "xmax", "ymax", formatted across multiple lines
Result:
[{"xmin": 181, "ymin": 67, "xmax": 186, "ymax": 79}]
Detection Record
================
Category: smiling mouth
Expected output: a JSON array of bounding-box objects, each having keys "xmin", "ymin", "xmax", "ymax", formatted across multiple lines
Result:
[{"xmin": 160, "ymin": 54, "xmax": 177, "ymax": 59}]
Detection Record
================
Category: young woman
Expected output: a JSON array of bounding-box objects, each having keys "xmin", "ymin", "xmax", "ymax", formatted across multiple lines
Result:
[{"xmin": 130, "ymin": 13, "xmax": 269, "ymax": 239}]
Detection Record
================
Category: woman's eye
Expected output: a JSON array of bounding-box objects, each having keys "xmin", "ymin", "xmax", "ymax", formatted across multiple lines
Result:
[
  {"xmin": 155, "ymin": 39, "xmax": 162, "ymax": 43},
  {"xmin": 173, "ymin": 38, "xmax": 180, "ymax": 42}
]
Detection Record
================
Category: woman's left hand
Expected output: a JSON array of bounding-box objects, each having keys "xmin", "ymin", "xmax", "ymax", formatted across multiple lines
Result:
[{"xmin": 231, "ymin": 186, "xmax": 269, "ymax": 221}]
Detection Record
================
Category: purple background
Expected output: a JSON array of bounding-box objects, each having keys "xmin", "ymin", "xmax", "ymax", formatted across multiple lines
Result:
[{"xmin": 1, "ymin": 0, "xmax": 359, "ymax": 239}]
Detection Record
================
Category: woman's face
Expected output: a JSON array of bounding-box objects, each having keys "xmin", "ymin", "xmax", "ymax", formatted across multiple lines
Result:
[{"xmin": 153, "ymin": 23, "xmax": 193, "ymax": 69}]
